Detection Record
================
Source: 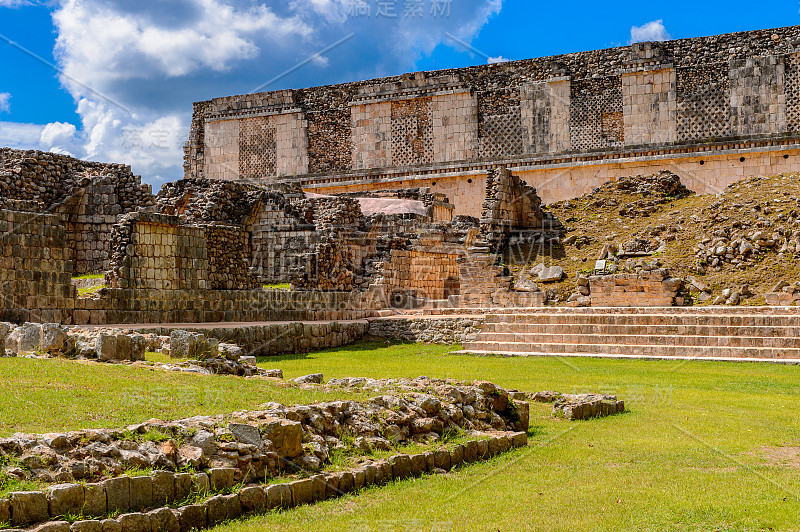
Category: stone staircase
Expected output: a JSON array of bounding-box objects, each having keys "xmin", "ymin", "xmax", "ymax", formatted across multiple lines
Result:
[{"xmin": 457, "ymin": 307, "xmax": 800, "ymax": 361}]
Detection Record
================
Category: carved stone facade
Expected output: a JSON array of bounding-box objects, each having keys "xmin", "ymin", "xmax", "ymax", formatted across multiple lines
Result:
[{"xmin": 185, "ymin": 25, "xmax": 800, "ymax": 217}]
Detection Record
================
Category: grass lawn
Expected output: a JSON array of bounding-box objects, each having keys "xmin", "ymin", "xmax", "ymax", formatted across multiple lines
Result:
[
  {"xmin": 2, "ymin": 342, "xmax": 800, "ymax": 530},
  {"xmin": 0, "ymin": 358, "xmax": 365, "ymax": 436}
]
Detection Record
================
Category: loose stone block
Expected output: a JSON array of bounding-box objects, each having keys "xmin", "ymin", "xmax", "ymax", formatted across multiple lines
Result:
[
  {"xmin": 11, "ymin": 491, "xmax": 49, "ymax": 526},
  {"xmin": 103, "ymin": 477, "xmax": 130, "ymax": 514},
  {"xmin": 497, "ymin": 435, "xmax": 511, "ymax": 453},
  {"xmin": 95, "ymin": 334, "xmax": 117, "ymax": 362},
  {"xmin": 487, "ymin": 437, "xmax": 500, "ymax": 456},
  {"xmin": 33, "ymin": 521, "xmax": 70, "ymax": 532},
  {"xmin": 116, "ymin": 513, "xmax": 149, "ymax": 532},
  {"xmin": 100, "ymin": 519, "xmax": 121, "ymax": 532},
  {"xmin": 176, "ymin": 505, "xmax": 206, "ymax": 532},
  {"xmin": 82, "ymin": 484, "xmax": 107, "ymax": 517},
  {"xmin": 238, "ymin": 486, "xmax": 265, "ymax": 514},
  {"xmin": 260, "ymin": 419, "xmax": 303, "ymax": 458},
  {"xmin": 70, "ymin": 520, "xmax": 103, "ymax": 532},
  {"xmin": 208, "ymin": 468, "xmax": 235, "ymax": 492},
  {"xmin": 288, "ymin": 479, "xmax": 312, "ymax": 506},
  {"xmin": 190, "ymin": 474, "xmax": 209, "ymax": 495},
  {"xmin": 265, "ymin": 484, "xmax": 292, "ymax": 510},
  {"xmin": 310, "ymin": 475, "xmax": 326, "ymax": 502},
  {"xmin": 450, "ymin": 445, "xmax": 465, "ymax": 468},
  {"xmin": 205, "ymin": 495, "xmax": 227, "ymax": 527},
  {"xmin": 151, "ymin": 471, "xmax": 175, "ymax": 506},
  {"xmin": 351, "ymin": 469, "xmax": 366, "ymax": 490},
  {"xmin": 433, "ymin": 450, "xmax": 451, "ymax": 471},
  {"xmin": 410, "ymin": 454, "xmax": 426, "ymax": 476},
  {"xmin": 338, "ymin": 472, "xmax": 354, "ymax": 494},
  {"xmin": 389, "ymin": 454, "xmax": 412, "ymax": 480},
  {"xmin": 476, "ymin": 439, "xmax": 489, "ymax": 459},
  {"xmin": 510, "ymin": 432, "xmax": 528, "ymax": 448},
  {"xmin": 146, "ymin": 508, "xmax": 179, "ymax": 532},
  {"xmin": 47, "ymin": 484, "xmax": 85, "ymax": 518},
  {"xmin": 464, "ymin": 440, "xmax": 478, "ymax": 463},
  {"xmin": 324, "ymin": 474, "xmax": 340, "ymax": 500},
  {"xmin": 173, "ymin": 474, "xmax": 192, "ymax": 503},
  {"xmin": 128, "ymin": 476, "xmax": 152, "ymax": 511},
  {"xmin": 375, "ymin": 461, "xmax": 393, "ymax": 485},
  {"xmin": 0, "ymin": 498, "xmax": 11, "ymax": 525}
]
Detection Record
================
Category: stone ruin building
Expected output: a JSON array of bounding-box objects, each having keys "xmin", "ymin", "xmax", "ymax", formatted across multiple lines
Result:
[
  {"xmin": 186, "ymin": 25, "xmax": 800, "ymax": 215},
  {"xmin": 2, "ymin": 25, "xmax": 800, "ymax": 327}
]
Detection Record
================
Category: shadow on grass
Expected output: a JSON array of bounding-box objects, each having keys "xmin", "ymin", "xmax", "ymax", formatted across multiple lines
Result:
[{"xmin": 256, "ymin": 340, "xmax": 459, "ymax": 365}]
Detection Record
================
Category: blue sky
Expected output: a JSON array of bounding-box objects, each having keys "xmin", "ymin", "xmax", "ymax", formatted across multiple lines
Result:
[{"xmin": 0, "ymin": 0, "xmax": 798, "ymax": 187}]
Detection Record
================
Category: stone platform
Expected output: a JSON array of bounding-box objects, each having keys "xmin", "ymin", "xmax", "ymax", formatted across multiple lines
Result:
[
  {"xmin": 451, "ymin": 306, "xmax": 800, "ymax": 363},
  {"xmin": 73, "ymin": 320, "xmax": 370, "ymax": 357}
]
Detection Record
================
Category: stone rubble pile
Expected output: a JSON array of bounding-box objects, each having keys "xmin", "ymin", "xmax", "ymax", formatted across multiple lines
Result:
[
  {"xmin": 693, "ymin": 228, "xmax": 779, "ymax": 270},
  {"xmin": 0, "ymin": 377, "xmax": 528, "ymax": 487},
  {"xmin": 532, "ymin": 391, "xmax": 625, "ymax": 420},
  {"xmin": 764, "ymin": 280, "xmax": 800, "ymax": 305}
]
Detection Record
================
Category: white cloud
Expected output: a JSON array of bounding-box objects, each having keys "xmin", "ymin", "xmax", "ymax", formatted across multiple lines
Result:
[
  {"xmin": 0, "ymin": 0, "xmax": 31, "ymax": 6},
  {"xmin": 629, "ymin": 19, "xmax": 671, "ymax": 44},
  {"xmin": 0, "ymin": 93, "xmax": 10, "ymax": 113},
  {"xmin": 0, "ymin": 121, "xmax": 46, "ymax": 147},
  {"xmin": 7, "ymin": 0, "xmax": 504, "ymax": 186},
  {"xmin": 40, "ymin": 121, "xmax": 77, "ymax": 147},
  {"xmin": 487, "ymin": 56, "xmax": 508, "ymax": 64}
]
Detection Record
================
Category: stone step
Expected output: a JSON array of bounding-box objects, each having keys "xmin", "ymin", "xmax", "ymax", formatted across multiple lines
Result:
[
  {"xmin": 481, "ymin": 322, "xmax": 800, "ymax": 337},
  {"xmin": 474, "ymin": 332, "xmax": 800, "ymax": 348},
  {"xmin": 484, "ymin": 313, "xmax": 800, "ymax": 327},
  {"xmin": 460, "ymin": 341, "xmax": 800, "ymax": 359},
  {"xmin": 451, "ymin": 350, "xmax": 800, "ymax": 364},
  {"xmin": 469, "ymin": 306, "xmax": 800, "ymax": 315}
]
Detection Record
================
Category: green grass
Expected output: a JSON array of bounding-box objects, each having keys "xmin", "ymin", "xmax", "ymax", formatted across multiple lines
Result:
[
  {"xmin": 263, "ymin": 283, "xmax": 291, "ymax": 291},
  {"xmin": 251, "ymin": 341, "xmax": 800, "ymax": 531},
  {"xmin": 144, "ymin": 351, "xmax": 184, "ymax": 364},
  {"xmin": 3, "ymin": 342, "xmax": 800, "ymax": 530},
  {"xmin": 71, "ymin": 273, "xmax": 105, "ymax": 280},
  {"xmin": 0, "ymin": 358, "xmax": 366, "ymax": 436},
  {"xmin": 77, "ymin": 284, "xmax": 106, "ymax": 297}
]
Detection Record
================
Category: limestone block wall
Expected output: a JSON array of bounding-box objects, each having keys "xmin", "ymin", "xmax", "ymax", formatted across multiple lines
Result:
[
  {"xmin": 521, "ymin": 77, "xmax": 571, "ymax": 154},
  {"xmin": 105, "ymin": 213, "xmax": 259, "ymax": 292},
  {"xmin": 381, "ymin": 246, "xmax": 461, "ymax": 300},
  {"xmin": 589, "ymin": 271, "xmax": 680, "ymax": 307},
  {"xmin": 730, "ymin": 55, "xmax": 786, "ymax": 136},
  {"xmin": 368, "ymin": 316, "xmax": 485, "ymax": 344},
  {"xmin": 351, "ymin": 102, "xmax": 392, "ymax": 170},
  {"xmin": 0, "ymin": 209, "xmax": 76, "ymax": 324},
  {"xmin": 74, "ymin": 289, "xmax": 373, "ymax": 325},
  {"xmin": 205, "ymin": 112, "xmax": 309, "ymax": 181},
  {"xmin": 622, "ymin": 67, "xmax": 677, "ymax": 146},
  {"xmin": 0, "ymin": 148, "xmax": 154, "ymax": 274},
  {"xmin": 249, "ymin": 202, "xmax": 316, "ymax": 284}
]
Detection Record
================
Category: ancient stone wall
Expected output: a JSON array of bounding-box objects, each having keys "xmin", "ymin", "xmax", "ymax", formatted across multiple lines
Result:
[
  {"xmin": 74, "ymin": 288, "xmax": 373, "ymax": 325},
  {"xmin": 105, "ymin": 213, "xmax": 260, "ymax": 292},
  {"xmin": 0, "ymin": 148, "xmax": 154, "ymax": 274},
  {"xmin": 589, "ymin": 271, "xmax": 682, "ymax": 307},
  {"xmin": 380, "ymin": 237, "xmax": 461, "ymax": 301},
  {"xmin": 186, "ymin": 26, "xmax": 800, "ymax": 213},
  {"xmin": 0, "ymin": 208, "xmax": 76, "ymax": 324},
  {"xmin": 368, "ymin": 316, "xmax": 485, "ymax": 344}
]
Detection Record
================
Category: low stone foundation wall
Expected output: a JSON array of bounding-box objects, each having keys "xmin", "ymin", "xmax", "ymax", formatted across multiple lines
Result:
[
  {"xmin": 589, "ymin": 270, "xmax": 681, "ymax": 307},
  {"xmin": 1, "ymin": 432, "xmax": 526, "ymax": 532},
  {"xmin": 74, "ymin": 290, "xmax": 375, "ymax": 325},
  {"xmin": 134, "ymin": 320, "xmax": 370, "ymax": 357},
  {"xmin": 368, "ymin": 316, "xmax": 485, "ymax": 344}
]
